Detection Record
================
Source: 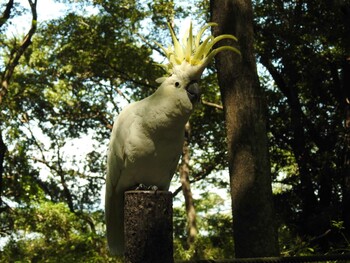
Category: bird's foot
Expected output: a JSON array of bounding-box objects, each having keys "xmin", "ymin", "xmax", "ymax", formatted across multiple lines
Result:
[{"xmin": 135, "ymin": 184, "xmax": 158, "ymax": 191}]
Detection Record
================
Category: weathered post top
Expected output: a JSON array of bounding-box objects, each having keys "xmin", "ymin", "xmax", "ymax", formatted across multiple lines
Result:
[{"xmin": 124, "ymin": 190, "xmax": 174, "ymax": 263}]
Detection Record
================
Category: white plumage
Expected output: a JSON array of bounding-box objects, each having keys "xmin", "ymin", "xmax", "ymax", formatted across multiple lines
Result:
[
  {"xmin": 105, "ymin": 72, "xmax": 199, "ymax": 255},
  {"xmin": 105, "ymin": 22, "xmax": 239, "ymax": 256}
]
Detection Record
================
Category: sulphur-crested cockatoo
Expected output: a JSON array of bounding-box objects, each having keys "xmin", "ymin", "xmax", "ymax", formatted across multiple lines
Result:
[{"xmin": 105, "ymin": 22, "xmax": 239, "ymax": 256}]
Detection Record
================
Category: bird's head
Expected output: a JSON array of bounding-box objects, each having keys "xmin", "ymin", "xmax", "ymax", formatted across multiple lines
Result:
[{"xmin": 155, "ymin": 22, "xmax": 240, "ymax": 104}]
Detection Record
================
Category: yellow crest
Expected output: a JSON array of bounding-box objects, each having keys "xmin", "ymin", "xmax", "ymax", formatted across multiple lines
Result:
[{"xmin": 155, "ymin": 21, "xmax": 240, "ymax": 78}]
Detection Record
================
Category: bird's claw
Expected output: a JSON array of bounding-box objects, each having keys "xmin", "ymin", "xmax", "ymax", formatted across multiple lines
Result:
[
  {"xmin": 135, "ymin": 184, "xmax": 158, "ymax": 191},
  {"xmin": 149, "ymin": 185, "xmax": 159, "ymax": 191}
]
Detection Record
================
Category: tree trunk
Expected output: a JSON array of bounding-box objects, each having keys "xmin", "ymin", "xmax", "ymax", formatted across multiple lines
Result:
[
  {"xmin": 259, "ymin": 56, "xmax": 319, "ymax": 230},
  {"xmin": 342, "ymin": 101, "xmax": 350, "ymax": 235},
  {"xmin": 0, "ymin": 129, "xmax": 7, "ymax": 208},
  {"xmin": 210, "ymin": 0, "xmax": 279, "ymax": 257},
  {"xmin": 179, "ymin": 122, "xmax": 197, "ymax": 248},
  {"xmin": 286, "ymin": 83, "xmax": 319, "ymax": 232},
  {"xmin": 340, "ymin": 1, "xmax": 350, "ymax": 237}
]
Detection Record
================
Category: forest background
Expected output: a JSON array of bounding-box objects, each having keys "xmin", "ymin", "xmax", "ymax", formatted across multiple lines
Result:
[{"xmin": 0, "ymin": 0, "xmax": 349, "ymax": 262}]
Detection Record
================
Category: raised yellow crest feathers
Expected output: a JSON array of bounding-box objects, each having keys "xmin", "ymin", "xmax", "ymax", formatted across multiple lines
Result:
[{"xmin": 155, "ymin": 21, "xmax": 240, "ymax": 80}]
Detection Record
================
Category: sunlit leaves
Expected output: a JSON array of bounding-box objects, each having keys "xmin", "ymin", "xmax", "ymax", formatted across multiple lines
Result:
[{"xmin": 1, "ymin": 201, "xmax": 112, "ymax": 262}]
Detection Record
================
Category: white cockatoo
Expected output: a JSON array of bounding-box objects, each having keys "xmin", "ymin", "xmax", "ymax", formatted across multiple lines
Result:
[{"xmin": 105, "ymin": 22, "xmax": 239, "ymax": 256}]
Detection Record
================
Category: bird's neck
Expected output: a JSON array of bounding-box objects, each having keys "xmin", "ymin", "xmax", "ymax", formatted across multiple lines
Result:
[{"xmin": 141, "ymin": 94, "xmax": 192, "ymax": 134}]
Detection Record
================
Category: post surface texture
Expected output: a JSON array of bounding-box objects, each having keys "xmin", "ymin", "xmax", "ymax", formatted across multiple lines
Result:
[{"xmin": 124, "ymin": 190, "xmax": 173, "ymax": 263}]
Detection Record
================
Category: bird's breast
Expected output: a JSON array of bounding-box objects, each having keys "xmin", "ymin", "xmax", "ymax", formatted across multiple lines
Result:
[{"xmin": 119, "ymin": 128, "xmax": 184, "ymax": 190}]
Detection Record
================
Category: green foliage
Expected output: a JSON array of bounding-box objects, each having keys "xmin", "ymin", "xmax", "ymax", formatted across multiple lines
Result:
[
  {"xmin": 0, "ymin": 202, "xmax": 116, "ymax": 263},
  {"xmin": 1, "ymin": 0, "xmax": 231, "ymax": 260},
  {"xmin": 255, "ymin": 0, "xmax": 350, "ymax": 250},
  {"xmin": 173, "ymin": 192, "xmax": 234, "ymax": 260},
  {"xmin": 1, "ymin": 0, "xmax": 350, "ymax": 260}
]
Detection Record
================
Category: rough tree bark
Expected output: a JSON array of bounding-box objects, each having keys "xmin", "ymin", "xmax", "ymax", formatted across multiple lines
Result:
[
  {"xmin": 340, "ymin": 1, "xmax": 350, "ymax": 236},
  {"xmin": 344, "ymin": 99, "xmax": 350, "ymax": 236},
  {"xmin": 179, "ymin": 122, "xmax": 197, "ymax": 248},
  {"xmin": 124, "ymin": 191, "xmax": 173, "ymax": 263},
  {"xmin": 210, "ymin": 0, "xmax": 279, "ymax": 257},
  {"xmin": 0, "ymin": 130, "xmax": 7, "ymax": 208}
]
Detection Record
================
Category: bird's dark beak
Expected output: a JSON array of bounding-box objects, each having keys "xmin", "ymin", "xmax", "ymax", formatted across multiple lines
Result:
[{"xmin": 186, "ymin": 82, "xmax": 201, "ymax": 104}]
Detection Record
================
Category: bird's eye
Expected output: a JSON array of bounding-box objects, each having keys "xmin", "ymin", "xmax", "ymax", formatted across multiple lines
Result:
[{"xmin": 175, "ymin": 82, "xmax": 180, "ymax": 88}]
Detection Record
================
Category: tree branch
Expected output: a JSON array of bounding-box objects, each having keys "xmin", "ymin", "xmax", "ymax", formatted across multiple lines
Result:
[
  {"xmin": 107, "ymin": 63, "xmax": 157, "ymax": 91},
  {"xmin": 0, "ymin": 0, "xmax": 37, "ymax": 104},
  {"xmin": 24, "ymin": 121, "xmax": 75, "ymax": 210},
  {"xmin": 53, "ymin": 138, "xmax": 75, "ymax": 213},
  {"xmin": 0, "ymin": 0, "xmax": 14, "ymax": 29},
  {"xmin": 136, "ymin": 32, "xmax": 166, "ymax": 58},
  {"xmin": 172, "ymin": 155, "xmax": 223, "ymax": 197},
  {"xmin": 201, "ymin": 100, "xmax": 223, "ymax": 110},
  {"xmin": 0, "ymin": 129, "xmax": 8, "ymax": 208},
  {"xmin": 179, "ymin": 122, "xmax": 198, "ymax": 246}
]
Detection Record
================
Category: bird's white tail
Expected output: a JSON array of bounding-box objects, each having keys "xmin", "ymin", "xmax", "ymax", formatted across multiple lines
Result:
[{"xmin": 105, "ymin": 189, "xmax": 124, "ymax": 256}]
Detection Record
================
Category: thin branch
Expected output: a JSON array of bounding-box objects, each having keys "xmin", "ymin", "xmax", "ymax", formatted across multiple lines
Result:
[
  {"xmin": 201, "ymin": 100, "xmax": 223, "ymax": 110},
  {"xmin": 173, "ymin": 159, "xmax": 222, "ymax": 197},
  {"xmin": 24, "ymin": 122, "xmax": 75, "ymax": 209},
  {"xmin": 107, "ymin": 63, "xmax": 157, "ymax": 90},
  {"xmin": 173, "ymin": 148, "xmax": 226, "ymax": 198},
  {"xmin": 107, "ymin": 79, "xmax": 121, "ymax": 113},
  {"xmin": 54, "ymin": 138, "xmax": 75, "ymax": 213},
  {"xmin": 109, "ymin": 77, "xmax": 131, "ymax": 104},
  {"xmin": 23, "ymin": 120, "xmax": 47, "ymax": 164},
  {"xmin": 136, "ymin": 32, "xmax": 165, "ymax": 58}
]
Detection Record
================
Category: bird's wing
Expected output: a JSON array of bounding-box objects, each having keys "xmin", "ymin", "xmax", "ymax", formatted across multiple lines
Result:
[{"xmin": 105, "ymin": 104, "xmax": 135, "ymax": 256}]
